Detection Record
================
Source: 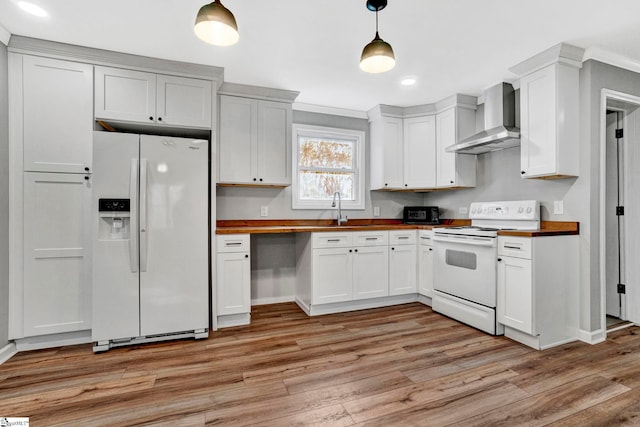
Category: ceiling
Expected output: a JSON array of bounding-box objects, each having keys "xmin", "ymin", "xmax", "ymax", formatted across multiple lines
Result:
[{"xmin": 2, "ymin": 0, "xmax": 640, "ymax": 113}]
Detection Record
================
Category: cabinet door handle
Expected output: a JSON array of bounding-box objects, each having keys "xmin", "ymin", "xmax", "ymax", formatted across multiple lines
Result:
[
  {"xmin": 497, "ymin": 258, "xmax": 502, "ymax": 262},
  {"xmin": 84, "ymin": 167, "xmax": 90, "ymax": 172},
  {"xmin": 450, "ymin": 180, "xmax": 454, "ymax": 184},
  {"xmin": 84, "ymin": 175, "xmax": 90, "ymax": 181},
  {"xmin": 259, "ymin": 178, "xmax": 263, "ymax": 182},
  {"xmin": 158, "ymin": 117, "xmax": 163, "ymax": 122},
  {"xmin": 521, "ymin": 171, "xmax": 526, "ymax": 175},
  {"xmin": 398, "ymin": 236, "xmax": 409, "ymax": 240},
  {"xmin": 504, "ymin": 245, "xmax": 521, "ymax": 250},
  {"xmin": 253, "ymin": 178, "xmax": 257, "ymax": 182},
  {"xmin": 149, "ymin": 116, "xmax": 154, "ymax": 121},
  {"xmin": 391, "ymin": 247, "xmax": 395, "ymax": 251},
  {"xmin": 365, "ymin": 237, "xmax": 378, "ymax": 241},
  {"xmin": 225, "ymin": 242, "xmax": 243, "ymax": 246},
  {"xmin": 244, "ymin": 254, "xmax": 249, "ymax": 258},
  {"xmin": 349, "ymin": 249, "xmax": 353, "ymax": 253},
  {"xmin": 428, "ymin": 248, "xmax": 433, "ymax": 251},
  {"xmin": 327, "ymin": 239, "xmax": 341, "ymax": 243},
  {"xmin": 354, "ymin": 249, "xmax": 358, "ymax": 253}
]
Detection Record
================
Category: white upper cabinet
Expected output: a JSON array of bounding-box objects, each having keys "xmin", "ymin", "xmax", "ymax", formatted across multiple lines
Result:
[
  {"xmin": 404, "ymin": 115, "xmax": 437, "ymax": 188},
  {"xmin": 218, "ymin": 89, "xmax": 295, "ymax": 186},
  {"xmin": 369, "ymin": 105, "xmax": 436, "ymax": 190},
  {"xmin": 435, "ymin": 99, "xmax": 477, "ymax": 188},
  {"xmin": 509, "ymin": 43, "xmax": 584, "ymax": 179},
  {"xmin": 15, "ymin": 55, "xmax": 93, "ymax": 173},
  {"xmin": 95, "ymin": 66, "xmax": 213, "ymax": 129}
]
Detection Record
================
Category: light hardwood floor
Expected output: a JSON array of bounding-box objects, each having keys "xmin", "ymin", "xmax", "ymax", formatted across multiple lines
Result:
[{"xmin": 1, "ymin": 302, "xmax": 640, "ymax": 426}]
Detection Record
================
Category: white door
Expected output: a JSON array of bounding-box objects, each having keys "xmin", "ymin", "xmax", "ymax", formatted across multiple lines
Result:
[
  {"xmin": 218, "ymin": 95, "xmax": 257, "ymax": 183},
  {"xmin": 389, "ymin": 245, "xmax": 417, "ymax": 295},
  {"xmin": 95, "ymin": 66, "xmax": 157, "ymax": 123},
  {"xmin": 216, "ymin": 252, "xmax": 251, "ymax": 315},
  {"xmin": 353, "ymin": 246, "xmax": 389, "ymax": 300},
  {"xmin": 312, "ymin": 248, "xmax": 352, "ymax": 304},
  {"xmin": 257, "ymin": 100, "xmax": 291, "ymax": 185},
  {"xmin": 404, "ymin": 115, "xmax": 436, "ymax": 188},
  {"xmin": 23, "ymin": 172, "xmax": 92, "ymax": 336},
  {"xmin": 139, "ymin": 135, "xmax": 209, "ymax": 336},
  {"xmin": 91, "ymin": 132, "xmax": 140, "ymax": 343},
  {"xmin": 22, "ymin": 55, "xmax": 93, "ymax": 173},
  {"xmin": 497, "ymin": 256, "xmax": 533, "ymax": 334},
  {"xmin": 156, "ymin": 74, "xmax": 212, "ymax": 128}
]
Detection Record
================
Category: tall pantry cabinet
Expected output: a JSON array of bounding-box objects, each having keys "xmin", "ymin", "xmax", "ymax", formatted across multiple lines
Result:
[{"xmin": 8, "ymin": 54, "xmax": 94, "ymax": 340}]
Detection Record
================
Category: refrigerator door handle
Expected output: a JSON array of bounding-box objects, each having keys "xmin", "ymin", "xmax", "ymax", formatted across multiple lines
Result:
[
  {"xmin": 129, "ymin": 158, "xmax": 139, "ymax": 273},
  {"xmin": 140, "ymin": 158, "xmax": 148, "ymax": 272}
]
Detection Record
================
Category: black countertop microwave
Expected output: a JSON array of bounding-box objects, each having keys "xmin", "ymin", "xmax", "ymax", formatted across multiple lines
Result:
[{"xmin": 403, "ymin": 206, "xmax": 440, "ymax": 225}]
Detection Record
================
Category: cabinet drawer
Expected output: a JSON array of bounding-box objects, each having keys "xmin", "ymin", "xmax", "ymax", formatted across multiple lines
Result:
[
  {"xmin": 498, "ymin": 236, "xmax": 532, "ymax": 259},
  {"xmin": 353, "ymin": 230, "xmax": 388, "ymax": 246},
  {"xmin": 312, "ymin": 232, "xmax": 353, "ymax": 249},
  {"xmin": 216, "ymin": 234, "xmax": 250, "ymax": 253},
  {"xmin": 389, "ymin": 230, "xmax": 417, "ymax": 245},
  {"xmin": 418, "ymin": 230, "xmax": 433, "ymax": 246}
]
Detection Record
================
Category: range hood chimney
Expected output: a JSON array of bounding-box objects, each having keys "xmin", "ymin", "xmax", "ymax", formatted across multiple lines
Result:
[{"xmin": 446, "ymin": 82, "xmax": 520, "ymax": 154}]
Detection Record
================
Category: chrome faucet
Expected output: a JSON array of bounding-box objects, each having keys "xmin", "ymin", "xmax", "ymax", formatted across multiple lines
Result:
[{"xmin": 331, "ymin": 191, "xmax": 348, "ymax": 226}]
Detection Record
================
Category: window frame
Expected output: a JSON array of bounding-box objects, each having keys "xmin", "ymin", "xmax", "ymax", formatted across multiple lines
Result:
[{"xmin": 292, "ymin": 124, "xmax": 366, "ymax": 210}]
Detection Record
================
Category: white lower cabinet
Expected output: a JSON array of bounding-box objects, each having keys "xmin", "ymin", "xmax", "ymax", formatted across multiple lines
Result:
[
  {"xmin": 313, "ymin": 247, "xmax": 353, "ymax": 304},
  {"xmin": 216, "ymin": 234, "xmax": 251, "ymax": 327},
  {"xmin": 389, "ymin": 230, "xmax": 417, "ymax": 296},
  {"xmin": 497, "ymin": 235, "xmax": 578, "ymax": 349},
  {"xmin": 353, "ymin": 245, "xmax": 389, "ymax": 300},
  {"xmin": 21, "ymin": 172, "xmax": 92, "ymax": 337},
  {"xmin": 417, "ymin": 230, "xmax": 434, "ymax": 299}
]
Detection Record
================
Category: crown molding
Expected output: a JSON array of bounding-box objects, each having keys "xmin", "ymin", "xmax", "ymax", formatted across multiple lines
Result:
[
  {"xmin": 583, "ymin": 46, "xmax": 640, "ymax": 75},
  {"xmin": 509, "ymin": 43, "xmax": 585, "ymax": 77},
  {"xmin": 294, "ymin": 102, "xmax": 368, "ymax": 119}
]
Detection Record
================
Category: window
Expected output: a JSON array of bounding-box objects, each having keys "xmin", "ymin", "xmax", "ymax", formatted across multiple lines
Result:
[{"xmin": 292, "ymin": 124, "xmax": 365, "ymax": 210}]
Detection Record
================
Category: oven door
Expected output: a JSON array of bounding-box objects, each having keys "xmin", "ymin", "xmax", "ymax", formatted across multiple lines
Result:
[{"xmin": 433, "ymin": 234, "xmax": 497, "ymax": 307}]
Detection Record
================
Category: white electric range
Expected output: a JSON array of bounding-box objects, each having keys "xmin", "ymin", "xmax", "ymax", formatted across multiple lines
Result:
[{"xmin": 431, "ymin": 200, "xmax": 540, "ymax": 335}]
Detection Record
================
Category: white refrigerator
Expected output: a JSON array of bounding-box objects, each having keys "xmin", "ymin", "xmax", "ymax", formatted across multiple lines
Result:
[{"xmin": 92, "ymin": 131, "xmax": 209, "ymax": 351}]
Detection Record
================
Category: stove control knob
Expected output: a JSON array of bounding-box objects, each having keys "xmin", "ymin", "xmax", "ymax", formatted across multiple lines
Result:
[
  {"xmin": 518, "ymin": 207, "xmax": 524, "ymax": 213},
  {"xmin": 526, "ymin": 207, "xmax": 532, "ymax": 213}
]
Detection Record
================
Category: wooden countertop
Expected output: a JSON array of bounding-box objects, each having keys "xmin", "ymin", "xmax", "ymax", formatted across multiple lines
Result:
[{"xmin": 216, "ymin": 219, "xmax": 579, "ymax": 237}]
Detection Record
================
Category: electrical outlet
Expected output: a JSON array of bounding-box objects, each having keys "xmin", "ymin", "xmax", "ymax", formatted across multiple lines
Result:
[
  {"xmin": 260, "ymin": 206, "xmax": 269, "ymax": 217},
  {"xmin": 373, "ymin": 206, "xmax": 381, "ymax": 217},
  {"xmin": 459, "ymin": 207, "xmax": 468, "ymax": 215},
  {"xmin": 553, "ymin": 200, "xmax": 564, "ymax": 215}
]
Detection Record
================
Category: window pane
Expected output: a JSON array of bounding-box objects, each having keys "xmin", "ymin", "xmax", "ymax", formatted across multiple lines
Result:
[
  {"xmin": 299, "ymin": 138, "xmax": 353, "ymax": 169},
  {"xmin": 299, "ymin": 171, "xmax": 354, "ymax": 200}
]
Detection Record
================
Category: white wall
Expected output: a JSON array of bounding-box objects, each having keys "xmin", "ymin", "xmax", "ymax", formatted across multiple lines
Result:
[{"xmin": 0, "ymin": 39, "xmax": 10, "ymax": 348}]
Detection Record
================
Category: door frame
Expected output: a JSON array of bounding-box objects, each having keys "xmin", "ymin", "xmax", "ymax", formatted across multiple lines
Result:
[{"xmin": 599, "ymin": 89, "xmax": 640, "ymax": 336}]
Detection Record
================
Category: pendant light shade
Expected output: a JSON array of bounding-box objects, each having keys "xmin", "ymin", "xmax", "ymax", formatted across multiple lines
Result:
[
  {"xmin": 360, "ymin": 0, "xmax": 395, "ymax": 73},
  {"xmin": 360, "ymin": 32, "xmax": 396, "ymax": 73},
  {"xmin": 194, "ymin": 0, "xmax": 239, "ymax": 46}
]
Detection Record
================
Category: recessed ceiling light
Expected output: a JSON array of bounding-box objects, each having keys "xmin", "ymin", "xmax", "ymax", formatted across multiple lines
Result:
[
  {"xmin": 400, "ymin": 77, "xmax": 417, "ymax": 86},
  {"xmin": 17, "ymin": 1, "xmax": 48, "ymax": 17}
]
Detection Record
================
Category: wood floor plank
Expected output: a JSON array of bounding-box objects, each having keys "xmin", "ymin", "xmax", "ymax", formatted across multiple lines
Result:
[
  {"xmin": 1, "ymin": 302, "xmax": 640, "ymax": 426},
  {"xmin": 449, "ymin": 375, "xmax": 630, "ymax": 427},
  {"xmin": 342, "ymin": 362, "xmax": 519, "ymax": 423}
]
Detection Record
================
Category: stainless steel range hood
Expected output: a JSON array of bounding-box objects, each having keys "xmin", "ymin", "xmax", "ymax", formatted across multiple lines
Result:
[{"xmin": 446, "ymin": 82, "xmax": 519, "ymax": 154}]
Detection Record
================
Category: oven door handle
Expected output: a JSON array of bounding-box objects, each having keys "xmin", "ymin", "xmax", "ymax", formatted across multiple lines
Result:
[{"xmin": 433, "ymin": 235, "xmax": 496, "ymax": 247}]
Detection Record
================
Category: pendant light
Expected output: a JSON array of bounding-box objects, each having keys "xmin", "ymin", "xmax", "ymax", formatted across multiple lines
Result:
[
  {"xmin": 194, "ymin": 0, "xmax": 239, "ymax": 46},
  {"xmin": 360, "ymin": 0, "xmax": 395, "ymax": 73}
]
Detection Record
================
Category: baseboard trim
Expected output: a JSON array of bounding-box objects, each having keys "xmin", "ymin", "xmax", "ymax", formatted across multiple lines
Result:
[
  {"xmin": 0, "ymin": 342, "xmax": 18, "ymax": 365},
  {"xmin": 14, "ymin": 330, "xmax": 92, "ymax": 352},
  {"xmin": 577, "ymin": 328, "xmax": 606, "ymax": 345},
  {"xmin": 252, "ymin": 296, "xmax": 295, "ymax": 306}
]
